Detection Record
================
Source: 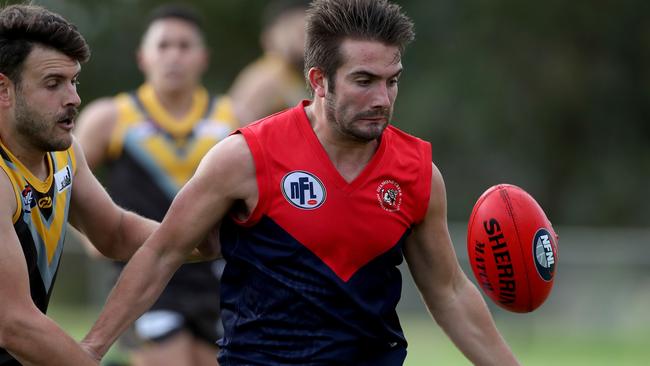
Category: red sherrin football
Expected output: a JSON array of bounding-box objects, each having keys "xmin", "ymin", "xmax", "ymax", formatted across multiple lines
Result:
[{"xmin": 467, "ymin": 184, "xmax": 559, "ymax": 313}]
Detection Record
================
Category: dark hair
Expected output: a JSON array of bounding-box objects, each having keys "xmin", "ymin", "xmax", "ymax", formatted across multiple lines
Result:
[
  {"xmin": 0, "ymin": 4, "xmax": 90, "ymax": 84},
  {"xmin": 145, "ymin": 3, "xmax": 205, "ymax": 35},
  {"xmin": 304, "ymin": 0, "xmax": 415, "ymax": 92}
]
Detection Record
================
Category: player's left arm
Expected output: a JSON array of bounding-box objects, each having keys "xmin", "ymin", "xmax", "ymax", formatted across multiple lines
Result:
[
  {"xmin": 403, "ymin": 163, "xmax": 520, "ymax": 366},
  {"xmin": 68, "ymin": 138, "xmax": 158, "ymax": 261}
]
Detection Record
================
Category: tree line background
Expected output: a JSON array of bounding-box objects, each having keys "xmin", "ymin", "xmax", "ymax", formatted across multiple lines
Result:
[{"xmin": 24, "ymin": 0, "xmax": 650, "ymax": 227}]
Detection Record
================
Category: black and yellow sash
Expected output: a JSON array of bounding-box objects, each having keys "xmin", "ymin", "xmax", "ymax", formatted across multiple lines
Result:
[
  {"xmin": 0, "ymin": 139, "xmax": 76, "ymax": 312},
  {"xmin": 103, "ymin": 84, "xmax": 238, "ymax": 221}
]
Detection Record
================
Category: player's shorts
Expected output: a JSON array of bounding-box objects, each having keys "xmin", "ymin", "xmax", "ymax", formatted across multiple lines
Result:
[
  {"xmin": 217, "ymin": 345, "xmax": 407, "ymax": 365},
  {"xmin": 358, "ymin": 346, "xmax": 407, "ymax": 365},
  {"xmin": 119, "ymin": 259, "xmax": 224, "ymax": 348}
]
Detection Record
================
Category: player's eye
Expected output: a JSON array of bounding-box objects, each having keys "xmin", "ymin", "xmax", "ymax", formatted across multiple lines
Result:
[
  {"xmin": 356, "ymin": 79, "xmax": 371, "ymax": 87},
  {"xmin": 45, "ymin": 80, "xmax": 59, "ymax": 89},
  {"xmin": 178, "ymin": 41, "xmax": 191, "ymax": 51}
]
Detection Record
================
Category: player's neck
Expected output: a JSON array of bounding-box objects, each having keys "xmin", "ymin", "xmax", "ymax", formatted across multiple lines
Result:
[
  {"xmin": 152, "ymin": 85, "xmax": 197, "ymax": 120},
  {"xmin": 0, "ymin": 129, "xmax": 49, "ymax": 179},
  {"xmin": 305, "ymin": 101, "xmax": 379, "ymax": 182}
]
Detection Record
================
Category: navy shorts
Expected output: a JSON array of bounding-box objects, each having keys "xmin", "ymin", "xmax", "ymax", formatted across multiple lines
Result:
[{"xmin": 119, "ymin": 259, "xmax": 224, "ymax": 347}]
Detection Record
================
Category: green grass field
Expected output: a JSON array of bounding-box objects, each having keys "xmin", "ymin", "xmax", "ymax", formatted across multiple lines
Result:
[
  {"xmin": 50, "ymin": 305, "xmax": 649, "ymax": 365},
  {"xmin": 399, "ymin": 313, "xmax": 649, "ymax": 366}
]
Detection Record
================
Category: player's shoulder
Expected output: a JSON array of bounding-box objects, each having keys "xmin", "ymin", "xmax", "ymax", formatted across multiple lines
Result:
[
  {"xmin": 385, "ymin": 124, "xmax": 427, "ymax": 143},
  {"xmin": 77, "ymin": 96, "xmax": 119, "ymax": 127},
  {"xmin": 246, "ymin": 55, "xmax": 285, "ymax": 78},
  {"xmin": 211, "ymin": 133, "xmax": 250, "ymax": 160},
  {"xmin": 195, "ymin": 133, "xmax": 255, "ymax": 190},
  {"xmin": 0, "ymin": 157, "xmax": 17, "ymax": 219},
  {"xmin": 196, "ymin": 132, "xmax": 247, "ymax": 166},
  {"xmin": 385, "ymin": 124, "xmax": 431, "ymax": 158},
  {"xmin": 82, "ymin": 96, "xmax": 119, "ymax": 114}
]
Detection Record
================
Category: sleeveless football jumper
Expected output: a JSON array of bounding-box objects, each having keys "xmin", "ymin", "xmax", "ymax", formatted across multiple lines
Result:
[
  {"xmin": 105, "ymin": 83, "xmax": 238, "ymax": 221},
  {"xmin": 0, "ymin": 141, "xmax": 76, "ymax": 364},
  {"xmin": 218, "ymin": 101, "xmax": 432, "ymax": 365}
]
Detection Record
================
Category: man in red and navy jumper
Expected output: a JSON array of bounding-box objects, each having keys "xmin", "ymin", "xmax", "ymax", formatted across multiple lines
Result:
[{"xmin": 82, "ymin": 1, "xmax": 521, "ymax": 365}]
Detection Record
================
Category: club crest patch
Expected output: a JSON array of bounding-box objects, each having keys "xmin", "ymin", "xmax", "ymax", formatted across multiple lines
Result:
[
  {"xmin": 377, "ymin": 179, "xmax": 402, "ymax": 212},
  {"xmin": 281, "ymin": 171, "xmax": 326, "ymax": 210},
  {"xmin": 21, "ymin": 185, "xmax": 35, "ymax": 213}
]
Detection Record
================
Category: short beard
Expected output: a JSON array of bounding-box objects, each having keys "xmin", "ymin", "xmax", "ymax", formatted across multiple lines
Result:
[
  {"xmin": 325, "ymin": 92, "xmax": 390, "ymax": 143},
  {"xmin": 14, "ymin": 90, "xmax": 76, "ymax": 152}
]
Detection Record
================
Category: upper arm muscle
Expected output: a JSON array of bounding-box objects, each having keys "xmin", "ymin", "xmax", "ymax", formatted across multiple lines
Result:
[
  {"xmin": 68, "ymin": 138, "xmax": 122, "ymax": 252},
  {"xmin": 404, "ymin": 163, "xmax": 465, "ymax": 309},
  {"xmin": 0, "ymin": 173, "xmax": 34, "ymax": 335},
  {"xmin": 74, "ymin": 98, "xmax": 117, "ymax": 170}
]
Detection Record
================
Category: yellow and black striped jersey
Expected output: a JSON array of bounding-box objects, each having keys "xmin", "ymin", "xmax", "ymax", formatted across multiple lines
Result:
[
  {"xmin": 103, "ymin": 83, "xmax": 238, "ymax": 221},
  {"xmin": 0, "ymin": 139, "xmax": 76, "ymax": 312}
]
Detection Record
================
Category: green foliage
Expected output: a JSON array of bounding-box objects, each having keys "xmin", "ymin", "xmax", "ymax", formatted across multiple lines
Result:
[
  {"xmin": 396, "ymin": 0, "xmax": 650, "ymax": 227},
  {"xmin": 28, "ymin": 0, "xmax": 650, "ymax": 226}
]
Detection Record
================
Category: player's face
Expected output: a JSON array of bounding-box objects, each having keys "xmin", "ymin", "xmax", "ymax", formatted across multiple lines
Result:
[
  {"xmin": 324, "ymin": 39, "xmax": 402, "ymax": 143},
  {"xmin": 12, "ymin": 45, "xmax": 81, "ymax": 151},
  {"xmin": 139, "ymin": 18, "xmax": 208, "ymax": 93}
]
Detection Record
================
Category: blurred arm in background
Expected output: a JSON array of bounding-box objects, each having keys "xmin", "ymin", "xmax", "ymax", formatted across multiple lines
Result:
[{"xmin": 229, "ymin": 1, "xmax": 308, "ymax": 124}]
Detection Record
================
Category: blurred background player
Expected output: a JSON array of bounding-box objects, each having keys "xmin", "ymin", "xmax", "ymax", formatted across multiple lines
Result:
[
  {"xmin": 75, "ymin": 4, "xmax": 237, "ymax": 366},
  {"xmin": 228, "ymin": 0, "xmax": 308, "ymax": 124}
]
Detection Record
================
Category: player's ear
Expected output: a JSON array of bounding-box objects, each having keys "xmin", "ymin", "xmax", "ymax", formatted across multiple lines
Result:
[
  {"xmin": 0, "ymin": 73, "xmax": 14, "ymax": 108},
  {"xmin": 307, "ymin": 67, "xmax": 327, "ymax": 98}
]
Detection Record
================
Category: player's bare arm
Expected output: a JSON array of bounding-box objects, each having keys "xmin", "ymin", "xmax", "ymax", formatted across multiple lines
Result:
[
  {"xmin": 0, "ymin": 170, "xmax": 98, "ymax": 365},
  {"xmin": 81, "ymin": 133, "xmax": 256, "ymax": 358},
  {"xmin": 73, "ymin": 104, "xmax": 217, "ymax": 262},
  {"xmin": 73, "ymin": 98, "xmax": 117, "ymax": 170},
  {"xmin": 71, "ymin": 97, "xmax": 120, "ymax": 258},
  {"xmin": 68, "ymin": 138, "xmax": 158, "ymax": 261},
  {"xmin": 403, "ymin": 163, "xmax": 520, "ymax": 366}
]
